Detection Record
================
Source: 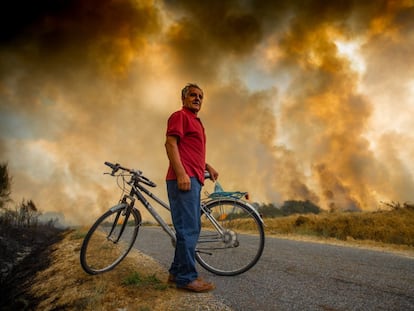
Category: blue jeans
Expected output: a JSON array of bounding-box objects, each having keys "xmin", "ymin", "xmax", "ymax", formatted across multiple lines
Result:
[{"xmin": 167, "ymin": 177, "xmax": 201, "ymax": 287}]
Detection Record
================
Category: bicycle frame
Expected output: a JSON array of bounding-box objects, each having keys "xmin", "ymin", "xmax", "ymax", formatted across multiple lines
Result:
[
  {"xmin": 125, "ymin": 175, "xmax": 236, "ymax": 248},
  {"xmin": 129, "ymin": 181, "xmax": 176, "ymax": 242}
]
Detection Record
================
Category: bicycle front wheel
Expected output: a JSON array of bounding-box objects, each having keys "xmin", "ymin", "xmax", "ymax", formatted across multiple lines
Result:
[
  {"xmin": 196, "ymin": 199, "xmax": 265, "ymax": 276},
  {"xmin": 80, "ymin": 204, "xmax": 141, "ymax": 274}
]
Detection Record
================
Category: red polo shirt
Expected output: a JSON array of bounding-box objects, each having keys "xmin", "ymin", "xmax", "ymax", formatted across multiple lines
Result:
[{"xmin": 166, "ymin": 107, "xmax": 206, "ymax": 184}]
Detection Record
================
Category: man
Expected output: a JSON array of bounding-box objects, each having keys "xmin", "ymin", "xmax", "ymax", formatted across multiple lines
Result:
[{"xmin": 165, "ymin": 83, "xmax": 219, "ymax": 292}]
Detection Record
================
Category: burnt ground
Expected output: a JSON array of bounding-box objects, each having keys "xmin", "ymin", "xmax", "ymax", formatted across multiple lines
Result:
[{"xmin": 0, "ymin": 226, "xmax": 67, "ymax": 311}]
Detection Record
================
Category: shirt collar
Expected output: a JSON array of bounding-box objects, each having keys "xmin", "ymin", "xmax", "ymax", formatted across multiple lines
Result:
[{"xmin": 182, "ymin": 106, "xmax": 199, "ymax": 118}]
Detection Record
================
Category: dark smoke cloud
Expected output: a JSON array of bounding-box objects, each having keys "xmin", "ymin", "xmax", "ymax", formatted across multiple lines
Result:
[{"xmin": 1, "ymin": 0, "xmax": 413, "ymax": 224}]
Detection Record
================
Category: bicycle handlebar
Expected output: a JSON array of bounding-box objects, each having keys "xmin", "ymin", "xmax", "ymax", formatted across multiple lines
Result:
[
  {"xmin": 104, "ymin": 161, "xmax": 214, "ymax": 188},
  {"xmin": 104, "ymin": 161, "xmax": 157, "ymax": 187}
]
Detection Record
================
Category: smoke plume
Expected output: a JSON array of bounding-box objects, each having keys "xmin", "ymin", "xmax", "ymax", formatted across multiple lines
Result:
[{"xmin": 1, "ymin": 0, "xmax": 413, "ymax": 224}]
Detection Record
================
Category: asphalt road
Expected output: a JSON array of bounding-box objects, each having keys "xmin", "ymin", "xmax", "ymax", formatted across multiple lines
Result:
[{"xmin": 133, "ymin": 227, "xmax": 414, "ymax": 311}]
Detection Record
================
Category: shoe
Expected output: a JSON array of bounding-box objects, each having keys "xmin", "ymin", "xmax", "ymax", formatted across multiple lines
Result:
[
  {"xmin": 179, "ymin": 278, "xmax": 215, "ymax": 293},
  {"xmin": 168, "ymin": 274, "xmax": 205, "ymax": 285}
]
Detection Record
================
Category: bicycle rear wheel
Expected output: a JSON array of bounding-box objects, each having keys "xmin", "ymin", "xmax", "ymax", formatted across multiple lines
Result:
[
  {"xmin": 80, "ymin": 204, "xmax": 141, "ymax": 274},
  {"xmin": 196, "ymin": 199, "xmax": 265, "ymax": 276}
]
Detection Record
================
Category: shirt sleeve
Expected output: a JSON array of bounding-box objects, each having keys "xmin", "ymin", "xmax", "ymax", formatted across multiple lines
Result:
[{"xmin": 166, "ymin": 110, "xmax": 184, "ymax": 140}]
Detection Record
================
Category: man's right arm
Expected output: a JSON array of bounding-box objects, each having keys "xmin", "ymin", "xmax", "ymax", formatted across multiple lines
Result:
[{"xmin": 165, "ymin": 135, "xmax": 191, "ymax": 191}]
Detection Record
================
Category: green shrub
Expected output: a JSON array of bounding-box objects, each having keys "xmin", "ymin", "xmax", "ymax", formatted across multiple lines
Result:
[{"xmin": 122, "ymin": 272, "xmax": 167, "ymax": 290}]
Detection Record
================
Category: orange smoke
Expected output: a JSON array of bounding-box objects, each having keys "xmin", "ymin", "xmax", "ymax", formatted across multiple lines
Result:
[{"xmin": 1, "ymin": 0, "xmax": 413, "ymax": 225}]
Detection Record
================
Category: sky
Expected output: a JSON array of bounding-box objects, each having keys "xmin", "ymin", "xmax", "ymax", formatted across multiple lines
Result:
[{"xmin": 1, "ymin": 0, "xmax": 414, "ymax": 225}]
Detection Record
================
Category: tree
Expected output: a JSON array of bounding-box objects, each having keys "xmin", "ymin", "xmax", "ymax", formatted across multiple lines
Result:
[
  {"xmin": 280, "ymin": 200, "xmax": 321, "ymax": 215},
  {"xmin": 0, "ymin": 163, "xmax": 11, "ymax": 209},
  {"xmin": 257, "ymin": 202, "xmax": 284, "ymax": 218},
  {"xmin": 18, "ymin": 199, "xmax": 40, "ymax": 227}
]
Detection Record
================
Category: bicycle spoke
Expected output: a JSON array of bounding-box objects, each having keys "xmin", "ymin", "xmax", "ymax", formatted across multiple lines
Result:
[
  {"xmin": 80, "ymin": 207, "xmax": 141, "ymax": 274},
  {"xmin": 196, "ymin": 199, "xmax": 265, "ymax": 276}
]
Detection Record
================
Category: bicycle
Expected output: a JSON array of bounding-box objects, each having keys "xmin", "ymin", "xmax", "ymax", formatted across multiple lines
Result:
[{"xmin": 80, "ymin": 162, "xmax": 265, "ymax": 276}]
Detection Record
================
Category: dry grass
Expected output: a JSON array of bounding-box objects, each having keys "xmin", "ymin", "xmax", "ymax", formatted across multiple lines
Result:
[
  {"xmin": 28, "ymin": 229, "xmax": 232, "ymax": 311},
  {"xmin": 263, "ymin": 205, "xmax": 414, "ymax": 253}
]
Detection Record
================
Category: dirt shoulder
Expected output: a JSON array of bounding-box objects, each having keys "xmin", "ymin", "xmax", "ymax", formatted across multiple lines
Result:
[{"xmin": 0, "ymin": 229, "xmax": 232, "ymax": 311}]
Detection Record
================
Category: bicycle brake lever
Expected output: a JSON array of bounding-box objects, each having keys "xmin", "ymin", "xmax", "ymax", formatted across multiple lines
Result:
[{"xmin": 111, "ymin": 163, "xmax": 121, "ymax": 176}]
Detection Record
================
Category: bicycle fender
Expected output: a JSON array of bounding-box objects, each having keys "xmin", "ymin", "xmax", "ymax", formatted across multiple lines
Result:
[
  {"xmin": 243, "ymin": 201, "xmax": 265, "ymax": 224},
  {"xmin": 109, "ymin": 203, "xmax": 128, "ymax": 212}
]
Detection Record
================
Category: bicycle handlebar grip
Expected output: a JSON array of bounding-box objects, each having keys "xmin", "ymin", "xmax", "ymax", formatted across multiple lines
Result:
[
  {"xmin": 104, "ymin": 161, "xmax": 115, "ymax": 168},
  {"xmin": 104, "ymin": 161, "xmax": 121, "ymax": 176}
]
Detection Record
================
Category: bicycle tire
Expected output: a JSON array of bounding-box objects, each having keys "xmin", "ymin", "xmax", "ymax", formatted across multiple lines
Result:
[
  {"xmin": 196, "ymin": 199, "xmax": 265, "ymax": 276},
  {"xmin": 80, "ymin": 204, "xmax": 141, "ymax": 274}
]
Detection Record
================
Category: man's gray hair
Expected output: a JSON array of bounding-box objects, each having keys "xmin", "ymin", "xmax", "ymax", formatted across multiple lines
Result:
[{"xmin": 181, "ymin": 83, "xmax": 203, "ymax": 100}]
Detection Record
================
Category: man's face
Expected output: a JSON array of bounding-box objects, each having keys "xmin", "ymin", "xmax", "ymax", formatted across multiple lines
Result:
[{"xmin": 182, "ymin": 87, "xmax": 203, "ymax": 113}]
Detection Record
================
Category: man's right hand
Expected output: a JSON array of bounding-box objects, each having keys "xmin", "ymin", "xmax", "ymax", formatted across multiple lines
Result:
[{"xmin": 177, "ymin": 173, "xmax": 191, "ymax": 191}]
